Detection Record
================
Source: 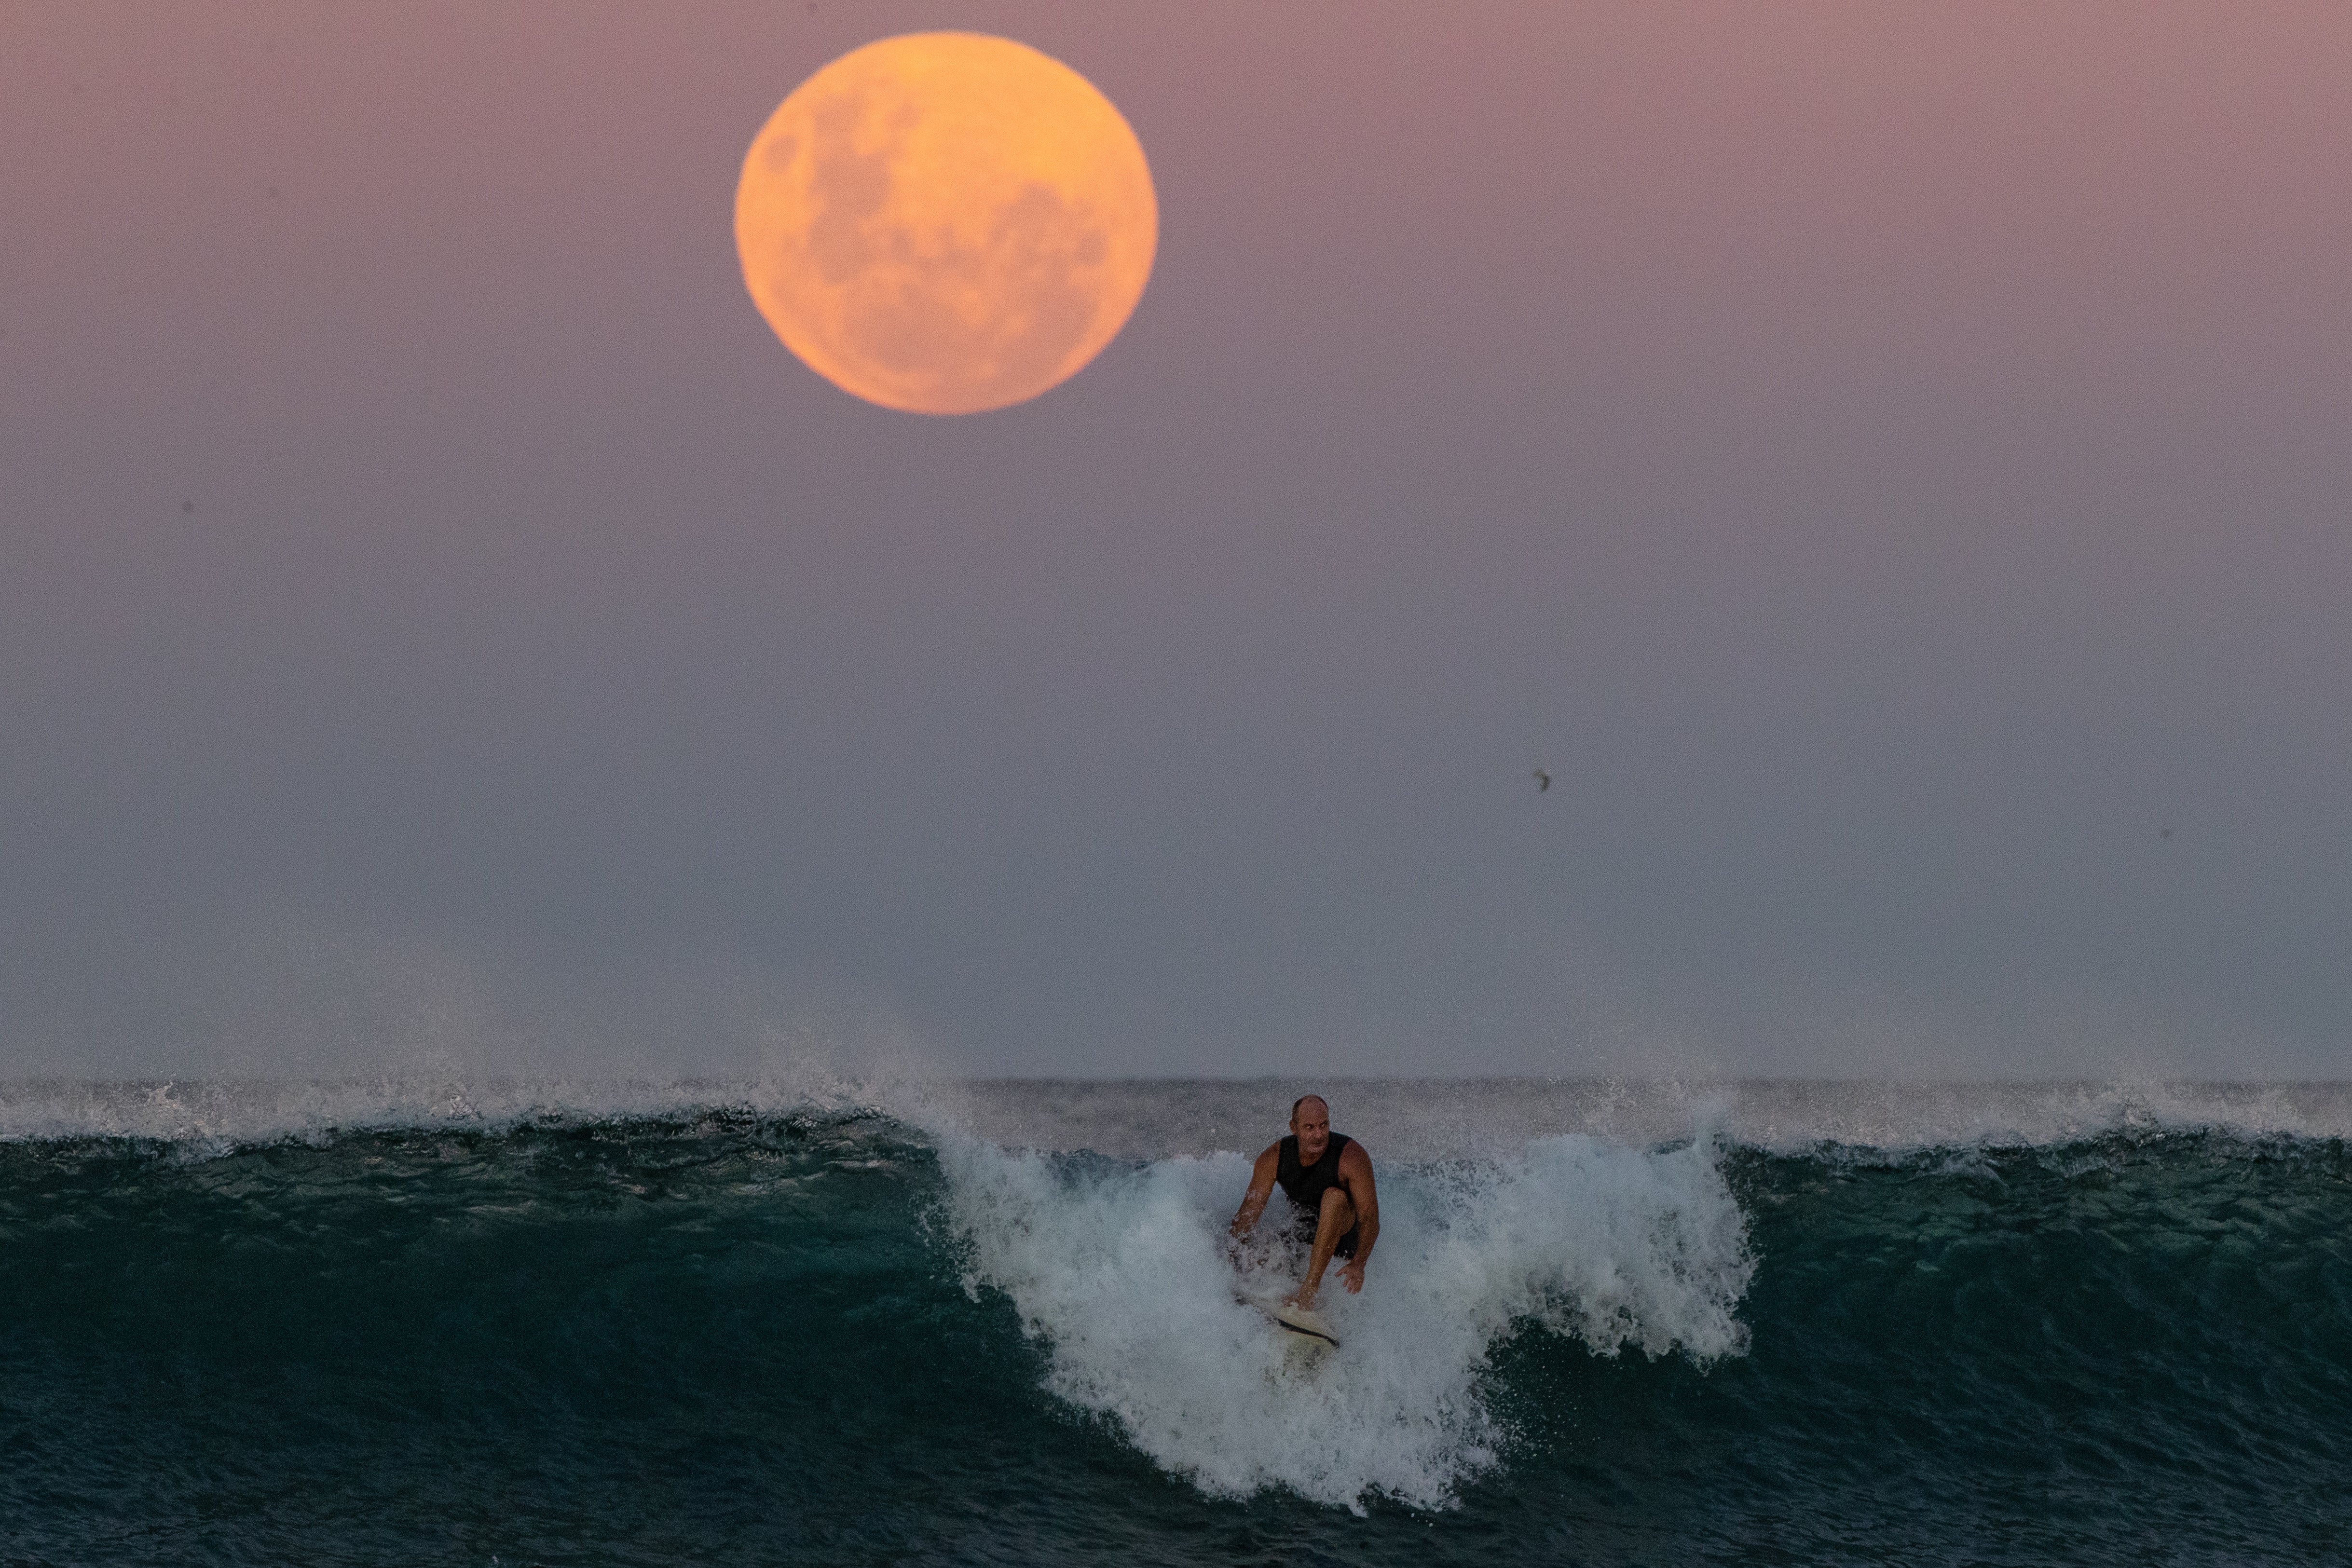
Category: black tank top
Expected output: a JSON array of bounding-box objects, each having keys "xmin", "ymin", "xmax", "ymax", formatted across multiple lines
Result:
[{"xmin": 1275, "ymin": 1133, "xmax": 1352, "ymax": 1213}]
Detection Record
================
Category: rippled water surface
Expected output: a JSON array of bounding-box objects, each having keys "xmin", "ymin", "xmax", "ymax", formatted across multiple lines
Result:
[{"xmin": 1, "ymin": 1078, "xmax": 2346, "ymax": 1565}]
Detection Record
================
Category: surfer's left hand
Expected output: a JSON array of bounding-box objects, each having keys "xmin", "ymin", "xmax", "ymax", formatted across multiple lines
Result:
[{"xmin": 1338, "ymin": 1260, "xmax": 1366, "ymax": 1294}]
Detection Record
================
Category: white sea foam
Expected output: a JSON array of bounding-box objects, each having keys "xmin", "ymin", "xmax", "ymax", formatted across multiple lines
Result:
[{"xmin": 930, "ymin": 1128, "xmax": 1753, "ymax": 1512}]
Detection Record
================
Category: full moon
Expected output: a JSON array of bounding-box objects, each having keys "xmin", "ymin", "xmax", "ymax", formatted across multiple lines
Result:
[{"xmin": 734, "ymin": 33, "xmax": 1158, "ymax": 415}]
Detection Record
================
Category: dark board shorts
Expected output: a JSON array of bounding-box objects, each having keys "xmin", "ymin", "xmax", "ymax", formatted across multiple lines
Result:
[{"xmin": 1289, "ymin": 1210, "xmax": 1359, "ymax": 1259}]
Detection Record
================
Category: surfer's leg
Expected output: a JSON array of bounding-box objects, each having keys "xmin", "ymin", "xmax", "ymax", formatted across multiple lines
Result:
[{"xmin": 1294, "ymin": 1187, "xmax": 1357, "ymax": 1309}]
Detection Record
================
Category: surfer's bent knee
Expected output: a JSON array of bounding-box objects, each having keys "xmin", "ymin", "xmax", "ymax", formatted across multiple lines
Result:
[{"xmin": 1317, "ymin": 1188, "xmax": 1355, "ymax": 1231}]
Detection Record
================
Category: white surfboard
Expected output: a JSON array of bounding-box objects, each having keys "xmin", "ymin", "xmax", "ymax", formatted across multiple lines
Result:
[{"xmin": 1268, "ymin": 1300, "xmax": 1341, "ymax": 1350}]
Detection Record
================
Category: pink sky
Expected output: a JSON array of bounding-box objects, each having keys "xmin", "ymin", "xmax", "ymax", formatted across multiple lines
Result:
[{"xmin": 5, "ymin": 3, "xmax": 2349, "ymax": 1077}]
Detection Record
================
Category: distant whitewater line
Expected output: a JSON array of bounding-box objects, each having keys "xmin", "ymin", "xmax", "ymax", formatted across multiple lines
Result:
[{"xmin": 1, "ymin": 1074, "xmax": 2346, "ymax": 1153}]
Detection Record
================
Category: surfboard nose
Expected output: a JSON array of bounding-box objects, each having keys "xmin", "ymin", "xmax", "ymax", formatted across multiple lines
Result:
[{"xmin": 1271, "ymin": 1301, "xmax": 1341, "ymax": 1349}]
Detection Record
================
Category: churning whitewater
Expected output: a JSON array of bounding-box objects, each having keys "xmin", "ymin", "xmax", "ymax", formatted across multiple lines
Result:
[{"xmin": 934, "ymin": 1129, "xmax": 1751, "ymax": 1509}]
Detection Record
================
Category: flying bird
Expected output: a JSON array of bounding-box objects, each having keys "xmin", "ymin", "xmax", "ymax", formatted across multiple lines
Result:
[{"xmin": 1533, "ymin": 769, "xmax": 1551, "ymax": 792}]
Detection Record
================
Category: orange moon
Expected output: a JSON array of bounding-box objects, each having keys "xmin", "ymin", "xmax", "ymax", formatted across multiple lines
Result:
[{"xmin": 734, "ymin": 33, "xmax": 1158, "ymax": 415}]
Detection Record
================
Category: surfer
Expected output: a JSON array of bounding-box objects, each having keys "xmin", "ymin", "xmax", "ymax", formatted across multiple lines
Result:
[{"xmin": 1229, "ymin": 1094, "xmax": 1380, "ymax": 1310}]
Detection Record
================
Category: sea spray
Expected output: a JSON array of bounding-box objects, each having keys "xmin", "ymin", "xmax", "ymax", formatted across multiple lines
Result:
[{"xmin": 932, "ymin": 1129, "xmax": 1753, "ymax": 1510}]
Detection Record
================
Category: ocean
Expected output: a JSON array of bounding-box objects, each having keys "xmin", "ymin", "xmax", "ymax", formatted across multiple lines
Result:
[{"xmin": 1, "ymin": 1077, "xmax": 2346, "ymax": 1565}]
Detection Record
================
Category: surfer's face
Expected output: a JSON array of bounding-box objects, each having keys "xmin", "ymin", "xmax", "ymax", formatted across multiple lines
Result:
[{"xmin": 1291, "ymin": 1099, "xmax": 1331, "ymax": 1163}]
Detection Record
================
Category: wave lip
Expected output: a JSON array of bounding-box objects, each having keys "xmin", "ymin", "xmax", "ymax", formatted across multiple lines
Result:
[
  {"xmin": 0, "ymin": 1073, "xmax": 866, "ymax": 1152},
  {"xmin": 938, "ymin": 1078, "xmax": 2352, "ymax": 1160},
  {"xmin": 9, "ymin": 1077, "xmax": 2346, "ymax": 1159},
  {"xmin": 935, "ymin": 1129, "xmax": 1752, "ymax": 1513}
]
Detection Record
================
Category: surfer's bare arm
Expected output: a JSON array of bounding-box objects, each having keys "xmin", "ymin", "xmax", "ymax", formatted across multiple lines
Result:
[
  {"xmin": 1229, "ymin": 1144, "xmax": 1281, "ymax": 1240},
  {"xmin": 1336, "ymin": 1142, "xmax": 1379, "ymax": 1290}
]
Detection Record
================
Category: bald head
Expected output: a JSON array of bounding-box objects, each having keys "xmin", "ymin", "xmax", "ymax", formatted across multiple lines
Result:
[{"xmin": 1288, "ymin": 1094, "xmax": 1332, "ymax": 1164}]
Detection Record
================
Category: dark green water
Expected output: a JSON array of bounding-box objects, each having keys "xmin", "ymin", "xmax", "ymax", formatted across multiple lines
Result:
[{"xmin": 1, "ymin": 1101, "xmax": 2347, "ymax": 1565}]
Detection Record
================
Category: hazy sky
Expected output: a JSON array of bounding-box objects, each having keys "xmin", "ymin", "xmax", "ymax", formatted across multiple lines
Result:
[{"xmin": 5, "ymin": 2, "xmax": 2348, "ymax": 1079}]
